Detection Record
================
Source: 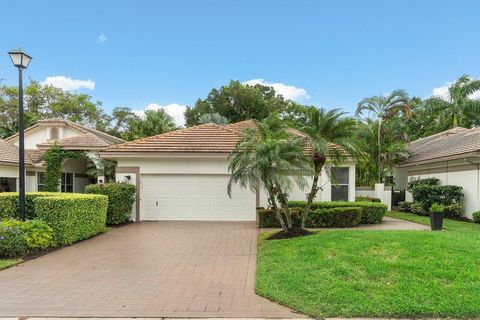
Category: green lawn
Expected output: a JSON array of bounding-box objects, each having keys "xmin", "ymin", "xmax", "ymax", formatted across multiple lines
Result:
[
  {"xmin": 0, "ymin": 258, "xmax": 22, "ymax": 270},
  {"xmin": 256, "ymin": 212, "xmax": 480, "ymax": 318}
]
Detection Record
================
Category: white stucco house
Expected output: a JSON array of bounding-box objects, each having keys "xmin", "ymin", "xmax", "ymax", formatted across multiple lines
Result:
[
  {"xmin": 99, "ymin": 120, "xmax": 357, "ymax": 222},
  {"xmin": 394, "ymin": 127, "xmax": 480, "ymax": 218},
  {"xmin": 0, "ymin": 118, "xmax": 123, "ymax": 193}
]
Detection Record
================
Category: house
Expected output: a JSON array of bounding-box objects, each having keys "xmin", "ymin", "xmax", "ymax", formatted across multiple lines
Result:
[
  {"xmin": 0, "ymin": 118, "xmax": 123, "ymax": 193},
  {"xmin": 99, "ymin": 120, "xmax": 356, "ymax": 222},
  {"xmin": 394, "ymin": 127, "xmax": 480, "ymax": 218}
]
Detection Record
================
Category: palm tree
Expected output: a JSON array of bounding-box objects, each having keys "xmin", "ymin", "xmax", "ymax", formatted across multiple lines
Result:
[
  {"xmin": 87, "ymin": 159, "xmax": 117, "ymax": 182},
  {"xmin": 356, "ymin": 119, "xmax": 410, "ymax": 186},
  {"xmin": 425, "ymin": 74, "xmax": 480, "ymax": 129},
  {"xmin": 356, "ymin": 90, "xmax": 412, "ymax": 182},
  {"xmin": 299, "ymin": 108, "xmax": 361, "ymax": 228},
  {"xmin": 227, "ymin": 115, "xmax": 311, "ymax": 231}
]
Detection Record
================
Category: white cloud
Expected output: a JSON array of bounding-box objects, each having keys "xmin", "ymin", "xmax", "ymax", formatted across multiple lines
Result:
[
  {"xmin": 431, "ymin": 78, "xmax": 480, "ymax": 101},
  {"xmin": 97, "ymin": 33, "xmax": 108, "ymax": 43},
  {"xmin": 42, "ymin": 76, "xmax": 95, "ymax": 91},
  {"xmin": 243, "ymin": 78, "xmax": 310, "ymax": 101},
  {"xmin": 134, "ymin": 103, "xmax": 187, "ymax": 127}
]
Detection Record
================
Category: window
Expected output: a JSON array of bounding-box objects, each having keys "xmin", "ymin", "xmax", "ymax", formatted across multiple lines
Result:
[
  {"xmin": 331, "ymin": 167, "xmax": 349, "ymax": 201},
  {"xmin": 61, "ymin": 173, "xmax": 74, "ymax": 193},
  {"xmin": 0, "ymin": 177, "xmax": 16, "ymax": 192},
  {"xmin": 50, "ymin": 127, "xmax": 59, "ymax": 140},
  {"xmin": 37, "ymin": 172, "xmax": 45, "ymax": 191}
]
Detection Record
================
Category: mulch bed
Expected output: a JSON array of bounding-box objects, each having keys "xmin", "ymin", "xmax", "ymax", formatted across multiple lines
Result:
[{"xmin": 267, "ymin": 227, "xmax": 313, "ymax": 240}]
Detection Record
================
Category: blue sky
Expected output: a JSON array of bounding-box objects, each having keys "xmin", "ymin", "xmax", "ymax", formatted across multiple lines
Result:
[{"xmin": 1, "ymin": 0, "xmax": 479, "ymax": 126}]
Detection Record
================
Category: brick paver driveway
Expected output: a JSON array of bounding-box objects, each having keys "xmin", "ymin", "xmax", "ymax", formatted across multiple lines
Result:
[{"xmin": 0, "ymin": 221, "xmax": 302, "ymax": 318}]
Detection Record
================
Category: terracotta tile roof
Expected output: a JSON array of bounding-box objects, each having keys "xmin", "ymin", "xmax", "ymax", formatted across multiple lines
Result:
[
  {"xmin": 37, "ymin": 133, "xmax": 111, "ymax": 150},
  {"xmin": 401, "ymin": 127, "xmax": 480, "ymax": 166},
  {"xmin": 101, "ymin": 123, "xmax": 242, "ymax": 153},
  {"xmin": 25, "ymin": 149, "xmax": 44, "ymax": 163},
  {"xmin": 0, "ymin": 140, "xmax": 33, "ymax": 166}
]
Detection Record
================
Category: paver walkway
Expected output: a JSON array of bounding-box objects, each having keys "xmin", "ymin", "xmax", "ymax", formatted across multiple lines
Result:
[{"xmin": 0, "ymin": 222, "xmax": 303, "ymax": 318}]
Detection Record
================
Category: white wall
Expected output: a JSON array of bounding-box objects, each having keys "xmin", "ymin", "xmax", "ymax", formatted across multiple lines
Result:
[{"xmin": 10, "ymin": 124, "xmax": 83, "ymax": 149}]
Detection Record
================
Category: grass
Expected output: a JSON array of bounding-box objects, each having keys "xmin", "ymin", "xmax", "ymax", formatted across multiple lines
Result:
[
  {"xmin": 256, "ymin": 212, "xmax": 480, "ymax": 318},
  {"xmin": 0, "ymin": 258, "xmax": 22, "ymax": 270}
]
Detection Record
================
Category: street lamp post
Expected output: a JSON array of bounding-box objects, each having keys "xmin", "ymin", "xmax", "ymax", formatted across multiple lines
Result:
[{"xmin": 8, "ymin": 49, "xmax": 32, "ymax": 221}]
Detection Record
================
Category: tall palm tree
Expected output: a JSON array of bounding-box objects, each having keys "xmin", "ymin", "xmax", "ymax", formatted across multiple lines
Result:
[
  {"xmin": 356, "ymin": 90, "xmax": 412, "ymax": 182},
  {"xmin": 425, "ymin": 74, "xmax": 480, "ymax": 129},
  {"xmin": 356, "ymin": 119, "xmax": 410, "ymax": 186},
  {"xmin": 299, "ymin": 108, "xmax": 361, "ymax": 227},
  {"xmin": 227, "ymin": 115, "xmax": 311, "ymax": 231}
]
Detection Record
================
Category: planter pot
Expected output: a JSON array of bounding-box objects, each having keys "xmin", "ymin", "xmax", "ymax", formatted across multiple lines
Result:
[{"xmin": 429, "ymin": 212, "xmax": 444, "ymax": 231}]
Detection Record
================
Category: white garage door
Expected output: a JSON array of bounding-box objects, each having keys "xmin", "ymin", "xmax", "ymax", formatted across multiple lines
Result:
[{"xmin": 140, "ymin": 174, "xmax": 256, "ymax": 221}]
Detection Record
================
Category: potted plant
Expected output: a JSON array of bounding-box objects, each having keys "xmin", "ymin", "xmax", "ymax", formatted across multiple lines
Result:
[{"xmin": 429, "ymin": 203, "xmax": 444, "ymax": 231}]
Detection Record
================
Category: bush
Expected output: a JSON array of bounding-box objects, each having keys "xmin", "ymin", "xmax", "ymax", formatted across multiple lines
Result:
[
  {"xmin": 0, "ymin": 192, "xmax": 58, "ymax": 220},
  {"xmin": 443, "ymin": 203, "xmax": 463, "ymax": 218},
  {"xmin": 355, "ymin": 196, "xmax": 381, "ymax": 202},
  {"xmin": 34, "ymin": 194, "xmax": 108, "ymax": 246},
  {"xmin": 257, "ymin": 206, "xmax": 362, "ymax": 228},
  {"xmin": 288, "ymin": 201, "xmax": 387, "ymax": 225},
  {"xmin": 411, "ymin": 202, "xmax": 425, "ymax": 215},
  {"xmin": 1, "ymin": 219, "xmax": 54, "ymax": 250},
  {"xmin": 309, "ymin": 207, "xmax": 362, "ymax": 227},
  {"xmin": 398, "ymin": 201, "xmax": 413, "ymax": 212},
  {"xmin": 473, "ymin": 211, "xmax": 480, "ymax": 224},
  {"xmin": 0, "ymin": 221, "xmax": 27, "ymax": 257},
  {"xmin": 407, "ymin": 178, "xmax": 464, "ymax": 214},
  {"xmin": 85, "ymin": 183, "xmax": 136, "ymax": 225}
]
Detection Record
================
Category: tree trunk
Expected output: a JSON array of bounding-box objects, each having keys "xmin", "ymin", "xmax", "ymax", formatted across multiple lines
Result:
[
  {"xmin": 301, "ymin": 158, "xmax": 324, "ymax": 228},
  {"xmin": 268, "ymin": 190, "xmax": 287, "ymax": 231},
  {"xmin": 276, "ymin": 191, "xmax": 293, "ymax": 229}
]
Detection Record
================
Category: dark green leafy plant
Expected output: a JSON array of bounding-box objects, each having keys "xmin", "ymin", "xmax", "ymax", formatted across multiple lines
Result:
[
  {"xmin": 398, "ymin": 201, "xmax": 413, "ymax": 212},
  {"xmin": 43, "ymin": 144, "xmax": 87, "ymax": 192},
  {"xmin": 411, "ymin": 202, "xmax": 425, "ymax": 215},
  {"xmin": 85, "ymin": 183, "xmax": 136, "ymax": 224},
  {"xmin": 355, "ymin": 196, "xmax": 381, "ymax": 202},
  {"xmin": 1, "ymin": 219, "xmax": 54, "ymax": 250},
  {"xmin": 473, "ymin": 211, "xmax": 480, "ymax": 224},
  {"xmin": 407, "ymin": 178, "xmax": 463, "ymax": 214}
]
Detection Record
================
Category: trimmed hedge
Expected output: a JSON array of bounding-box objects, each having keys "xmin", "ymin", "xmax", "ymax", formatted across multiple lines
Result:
[
  {"xmin": 355, "ymin": 196, "xmax": 381, "ymax": 203},
  {"xmin": 34, "ymin": 194, "xmax": 108, "ymax": 246},
  {"xmin": 85, "ymin": 183, "xmax": 136, "ymax": 225},
  {"xmin": 258, "ymin": 206, "xmax": 362, "ymax": 228},
  {"xmin": 0, "ymin": 192, "xmax": 58, "ymax": 220},
  {"xmin": 288, "ymin": 200, "xmax": 387, "ymax": 224}
]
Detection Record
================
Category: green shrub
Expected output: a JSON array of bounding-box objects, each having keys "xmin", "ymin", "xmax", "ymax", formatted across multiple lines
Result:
[
  {"xmin": 288, "ymin": 201, "xmax": 387, "ymax": 225},
  {"xmin": 0, "ymin": 222, "xmax": 27, "ymax": 257},
  {"xmin": 258, "ymin": 206, "xmax": 362, "ymax": 228},
  {"xmin": 355, "ymin": 196, "xmax": 381, "ymax": 202},
  {"xmin": 85, "ymin": 183, "xmax": 136, "ymax": 225},
  {"xmin": 1, "ymin": 219, "xmax": 54, "ymax": 251},
  {"xmin": 34, "ymin": 194, "xmax": 108, "ymax": 246},
  {"xmin": 443, "ymin": 203, "xmax": 463, "ymax": 218},
  {"xmin": 407, "ymin": 178, "xmax": 464, "ymax": 213},
  {"xmin": 309, "ymin": 207, "xmax": 362, "ymax": 227},
  {"xmin": 398, "ymin": 201, "xmax": 413, "ymax": 212},
  {"xmin": 0, "ymin": 192, "xmax": 59, "ymax": 220},
  {"xmin": 473, "ymin": 211, "xmax": 480, "ymax": 224},
  {"xmin": 411, "ymin": 202, "xmax": 426, "ymax": 215}
]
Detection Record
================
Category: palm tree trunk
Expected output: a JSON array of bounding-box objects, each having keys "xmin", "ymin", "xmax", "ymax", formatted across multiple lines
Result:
[
  {"xmin": 277, "ymin": 191, "xmax": 293, "ymax": 229},
  {"xmin": 453, "ymin": 113, "xmax": 458, "ymax": 128},
  {"xmin": 301, "ymin": 159, "xmax": 324, "ymax": 228},
  {"xmin": 268, "ymin": 191, "xmax": 287, "ymax": 231}
]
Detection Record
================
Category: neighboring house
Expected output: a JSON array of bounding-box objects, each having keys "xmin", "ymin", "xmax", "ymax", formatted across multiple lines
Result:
[
  {"xmin": 394, "ymin": 127, "xmax": 480, "ymax": 218},
  {"xmin": 0, "ymin": 118, "xmax": 123, "ymax": 193},
  {"xmin": 99, "ymin": 120, "xmax": 356, "ymax": 222}
]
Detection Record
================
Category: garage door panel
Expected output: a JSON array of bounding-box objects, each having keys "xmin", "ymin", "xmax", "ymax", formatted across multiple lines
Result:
[{"xmin": 140, "ymin": 174, "xmax": 255, "ymax": 221}]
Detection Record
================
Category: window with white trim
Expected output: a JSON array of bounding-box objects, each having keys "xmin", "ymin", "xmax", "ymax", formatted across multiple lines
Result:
[
  {"xmin": 331, "ymin": 167, "xmax": 349, "ymax": 201},
  {"xmin": 37, "ymin": 172, "xmax": 45, "ymax": 191}
]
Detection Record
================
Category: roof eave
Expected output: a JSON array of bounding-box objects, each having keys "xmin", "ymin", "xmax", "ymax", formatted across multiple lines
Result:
[{"xmin": 398, "ymin": 151, "xmax": 480, "ymax": 168}]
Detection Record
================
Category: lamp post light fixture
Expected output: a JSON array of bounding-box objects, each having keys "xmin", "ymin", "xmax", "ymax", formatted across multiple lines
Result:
[{"xmin": 8, "ymin": 49, "xmax": 32, "ymax": 221}]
